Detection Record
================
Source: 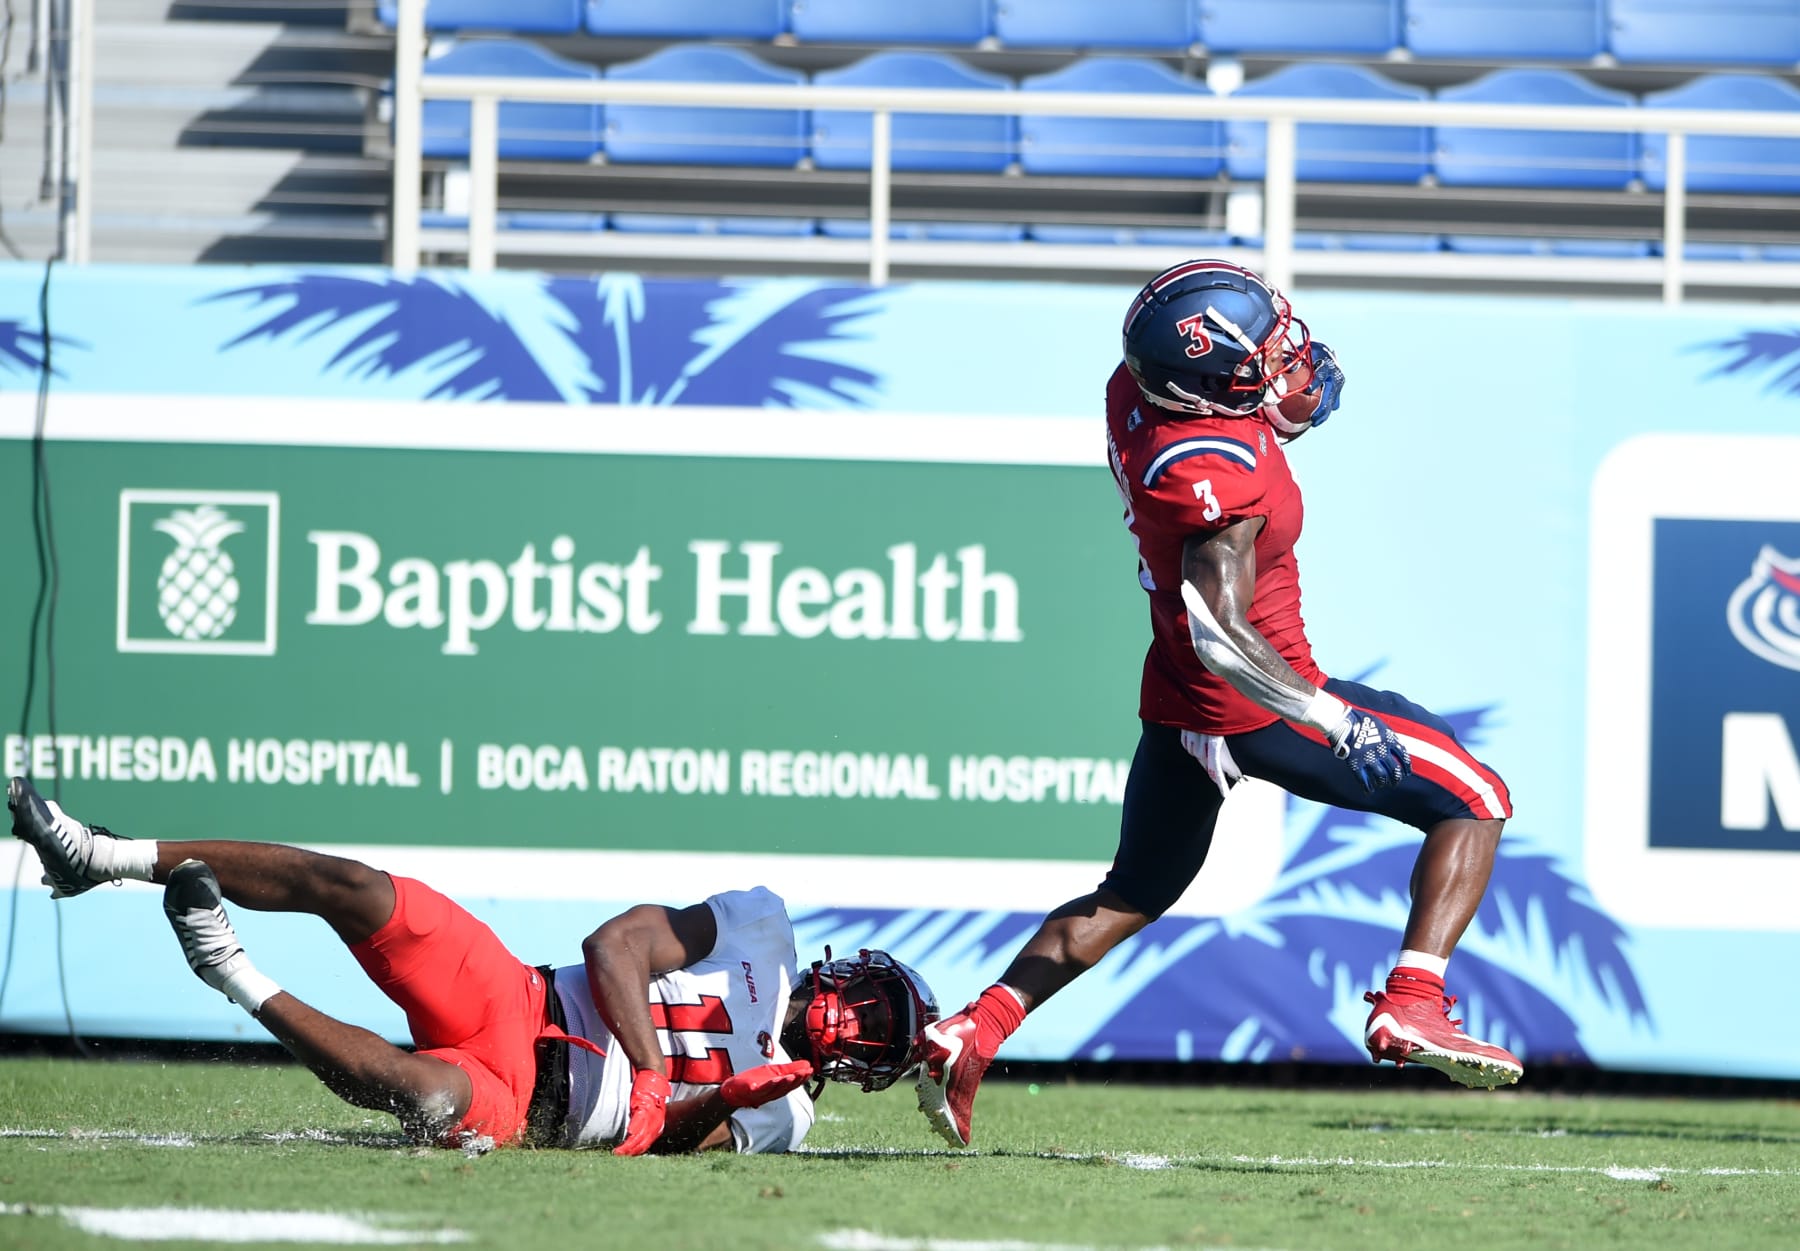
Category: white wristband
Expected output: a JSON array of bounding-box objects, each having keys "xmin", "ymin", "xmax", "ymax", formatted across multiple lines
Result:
[{"xmin": 1296, "ymin": 687, "xmax": 1349, "ymax": 737}]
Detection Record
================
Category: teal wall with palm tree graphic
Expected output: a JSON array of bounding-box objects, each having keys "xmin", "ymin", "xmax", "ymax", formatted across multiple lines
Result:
[{"xmin": 1, "ymin": 262, "xmax": 1797, "ymax": 1081}]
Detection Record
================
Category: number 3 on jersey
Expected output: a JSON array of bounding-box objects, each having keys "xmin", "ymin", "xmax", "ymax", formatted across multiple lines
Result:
[{"xmin": 1192, "ymin": 479, "xmax": 1221, "ymax": 522}]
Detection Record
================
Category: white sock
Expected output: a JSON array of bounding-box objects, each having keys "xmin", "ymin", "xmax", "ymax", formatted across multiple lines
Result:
[
  {"xmin": 218, "ymin": 960, "xmax": 282, "ymax": 1016},
  {"xmin": 1394, "ymin": 949, "xmax": 1448, "ymax": 979},
  {"xmin": 90, "ymin": 837, "xmax": 158, "ymax": 883}
]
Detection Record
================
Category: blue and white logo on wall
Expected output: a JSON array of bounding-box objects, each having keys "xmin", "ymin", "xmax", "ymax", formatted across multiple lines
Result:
[
  {"xmin": 1587, "ymin": 436, "xmax": 1800, "ymax": 930},
  {"xmin": 1648, "ymin": 521, "xmax": 1800, "ymax": 854},
  {"xmin": 1727, "ymin": 545, "xmax": 1800, "ymax": 672}
]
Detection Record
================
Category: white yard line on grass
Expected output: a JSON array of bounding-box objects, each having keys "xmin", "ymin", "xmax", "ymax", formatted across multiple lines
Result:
[
  {"xmin": 1, "ymin": 1127, "xmax": 409, "ymax": 1148},
  {"xmin": 799, "ymin": 1144, "xmax": 1800, "ymax": 1181},
  {"xmin": 1200, "ymin": 1152, "xmax": 1800, "ymax": 1182},
  {"xmin": 820, "ymin": 1233, "xmax": 1290, "ymax": 1251},
  {"xmin": 0, "ymin": 1204, "xmax": 468, "ymax": 1244}
]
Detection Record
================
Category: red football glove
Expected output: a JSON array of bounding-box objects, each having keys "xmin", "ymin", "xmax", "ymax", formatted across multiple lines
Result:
[
  {"xmin": 719, "ymin": 1060, "xmax": 815, "ymax": 1110},
  {"xmin": 612, "ymin": 1069, "xmax": 672, "ymax": 1157}
]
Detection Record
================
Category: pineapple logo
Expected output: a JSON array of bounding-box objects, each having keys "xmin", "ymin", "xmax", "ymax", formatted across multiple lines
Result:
[
  {"xmin": 118, "ymin": 490, "xmax": 279, "ymax": 655},
  {"xmin": 154, "ymin": 505, "xmax": 244, "ymax": 641}
]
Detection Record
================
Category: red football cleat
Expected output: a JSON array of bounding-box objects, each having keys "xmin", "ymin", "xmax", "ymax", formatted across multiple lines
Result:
[
  {"xmin": 1363, "ymin": 989, "xmax": 1523, "ymax": 1089},
  {"xmin": 914, "ymin": 1009, "xmax": 991, "ymax": 1148}
]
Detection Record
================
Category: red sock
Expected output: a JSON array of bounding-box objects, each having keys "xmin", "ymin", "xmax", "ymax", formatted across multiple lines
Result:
[
  {"xmin": 968, "ymin": 984, "xmax": 1027, "ymax": 1055},
  {"xmin": 1384, "ymin": 966, "xmax": 1445, "ymax": 1004}
]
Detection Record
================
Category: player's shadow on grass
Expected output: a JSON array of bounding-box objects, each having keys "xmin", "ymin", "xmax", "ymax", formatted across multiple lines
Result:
[{"xmin": 1323, "ymin": 1117, "xmax": 1800, "ymax": 1146}]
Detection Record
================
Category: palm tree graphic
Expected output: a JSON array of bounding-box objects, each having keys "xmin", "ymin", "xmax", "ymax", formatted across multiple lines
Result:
[
  {"xmin": 794, "ymin": 702, "xmax": 1650, "ymax": 1068},
  {"xmin": 205, "ymin": 271, "xmax": 881, "ymax": 406},
  {"xmin": 0, "ymin": 318, "xmax": 83, "ymax": 379},
  {"xmin": 1696, "ymin": 326, "xmax": 1800, "ymax": 397}
]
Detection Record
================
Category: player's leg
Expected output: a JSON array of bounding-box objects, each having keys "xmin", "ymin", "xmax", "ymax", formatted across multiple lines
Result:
[
  {"xmin": 1228, "ymin": 679, "xmax": 1521, "ymax": 1087},
  {"xmin": 916, "ymin": 724, "xmax": 1223, "ymax": 1146},
  {"xmin": 163, "ymin": 859, "xmax": 472, "ymax": 1141},
  {"xmin": 7, "ymin": 774, "xmax": 393, "ymax": 942}
]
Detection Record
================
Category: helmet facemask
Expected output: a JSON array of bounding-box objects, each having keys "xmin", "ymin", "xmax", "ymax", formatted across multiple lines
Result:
[{"xmin": 797, "ymin": 947, "xmax": 939, "ymax": 1094}]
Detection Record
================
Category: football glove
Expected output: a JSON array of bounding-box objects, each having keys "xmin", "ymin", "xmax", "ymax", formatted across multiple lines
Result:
[
  {"xmin": 613, "ymin": 1069, "xmax": 671, "ymax": 1157},
  {"xmin": 1304, "ymin": 341, "xmax": 1345, "ymax": 427},
  {"xmin": 720, "ymin": 1060, "xmax": 815, "ymax": 1109},
  {"xmin": 1327, "ymin": 707, "xmax": 1411, "ymax": 792},
  {"xmin": 1180, "ymin": 729, "xmax": 1243, "ymax": 800}
]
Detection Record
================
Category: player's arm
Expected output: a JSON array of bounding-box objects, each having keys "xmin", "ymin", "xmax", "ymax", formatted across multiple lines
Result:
[
  {"xmin": 1180, "ymin": 523, "xmax": 1409, "ymax": 789},
  {"xmin": 650, "ymin": 1058, "xmax": 817, "ymax": 1153},
  {"xmin": 653, "ymin": 1093, "xmax": 737, "ymax": 1154},
  {"xmin": 1181, "ymin": 519, "xmax": 1320, "ymax": 713},
  {"xmin": 583, "ymin": 902, "xmax": 717, "ymax": 1155},
  {"xmin": 584, "ymin": 902, "xmax": 718, "ymax": 1079}
]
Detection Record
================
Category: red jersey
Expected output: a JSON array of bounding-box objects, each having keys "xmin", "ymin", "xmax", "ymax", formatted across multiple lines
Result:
[{"xmin": 1104, "ymin": 361, "xmax": 1326, "ymax": 734}]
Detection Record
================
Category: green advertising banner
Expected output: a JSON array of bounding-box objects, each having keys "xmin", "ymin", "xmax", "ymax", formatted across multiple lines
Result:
[{"xmin": 3, "ymin": 407, "xmax": 1300, "ymax": 917}]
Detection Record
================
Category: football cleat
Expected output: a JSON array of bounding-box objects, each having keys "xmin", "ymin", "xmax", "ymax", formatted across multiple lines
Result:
[
  {"xmin": 6, "ymin": 775, "xmax": 122, "ymax": 899},
  {"xmin": 1363, "ymin": 989, "xmax": 1523, "ymax": 1089},
  {"xmin": 914, "ymin": 1010, "xmax": 991, "ymax": 1148},
  {"xmin": 163, "ymin": 860, "xmax": 252, "ymax": 995}
]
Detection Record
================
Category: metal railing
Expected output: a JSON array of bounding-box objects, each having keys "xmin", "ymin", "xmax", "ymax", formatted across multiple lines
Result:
[{"xmin": 393, "ymin": 0, "xmax": 1800, "ymax": 302}]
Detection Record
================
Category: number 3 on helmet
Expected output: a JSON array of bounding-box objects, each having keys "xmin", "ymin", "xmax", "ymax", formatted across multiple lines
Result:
[{"xmin": 1121, "ymin": 260, "xmax": 1315, "ymax": 421}]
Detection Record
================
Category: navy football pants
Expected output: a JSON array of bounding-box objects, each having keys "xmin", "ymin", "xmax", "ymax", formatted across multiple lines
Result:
[{"xmin": 1101, "ymin": 678, "xmax": 1512, "ymax": 920}]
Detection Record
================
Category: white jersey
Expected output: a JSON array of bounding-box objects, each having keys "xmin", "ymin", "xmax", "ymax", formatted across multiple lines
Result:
[{"xmin": 551, "ymin": 886, "xmax": 816, "ymax": 1154}]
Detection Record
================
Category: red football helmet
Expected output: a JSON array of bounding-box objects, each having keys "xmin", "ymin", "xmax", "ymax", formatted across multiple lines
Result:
[{"xmin": 798, "ymin": 947, "xmax": 939, "ymax": 1092}]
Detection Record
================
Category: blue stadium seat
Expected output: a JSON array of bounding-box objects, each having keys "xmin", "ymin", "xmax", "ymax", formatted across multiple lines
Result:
[
  {"xmin": 1609, "ymin": 1, "xmax": 1800, "ymax": 66},
  {"xmin": 1226, "ymin": 64, "xmax": 1430, "ymax": 184},
  {"xmin": 1019, "ymin": 59, "xmax": 1222, "ymax": 178},
  {"xmin": 1433, "ymin": 70, "xmax": 1637, "ymax": 189},
  {"xmin": 811, "ymin": 53, "xmax": 1015, "ymax": 174},
  {"xmin": 608, "ymin": 213, "xmax": 817, "ymax": 235},
  {"xmin": 1640, "ymin": 75, "xmax": 1800, "ymax": 194},
  {"xmin": 994, "ymin": 0, "xmax": 1193, "ymax": 49},
  {"xmin": 1404, "ymin": 0, "xmax": 1604, "ymax": 60},
  {"xmin": 604, "ymin": 46, "xmax": 806, "ymax": 167},
  {"xmin": 787, "ymin": 0, "xmax": 991, "ymax": 44},
  {"xmin": 1445, "ymin": 235, "xmax": 1652, "ymax": 256},
  {"xmin": 1287, "ymin": 231, "xmax": 1441, "ymax": 251},
  {"xmin": 1198, "ymin": 0, "xmax": 1400, "ymax": 55},
  {"xmin": 421, "ymin": 40, "xmax": 602, "ymax": 161},
  {"xmin": 584, "ymin": 0, "xmax": 784, "ymax": 38},
  {"xmin": 819, "ymin": 219, "xmax": 1025, "ymax": 241},
  {"xmin": 1027, "ymin": 225, "xmax": 1232, "ymax": 246},
  {"xmin": 379, "ymin": 0, "xmax": 581, "ymax": 32}
]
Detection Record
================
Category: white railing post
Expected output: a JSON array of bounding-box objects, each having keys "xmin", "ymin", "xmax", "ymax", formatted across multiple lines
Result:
[
  {"xmin": 467, "ymin": 94, "xmax": 499, "ymax": 273},
  {"xmin": 1263, "ymin": 116, "xmax": 1297, "ymax": 293},
  {"xmin": 70, "ymin": 0, "xmax": 94, "ymax": 262},
  {"xmin": 391, "ymin": 0, "xmax": 427, "ymax": 275},
  {"xmin": 1662, "ymin": 130, "xmax": 1687, "ymax": 307},
  {"xmin": 869, "ymin": 108, "xmax": 892, "ymax": 287}
]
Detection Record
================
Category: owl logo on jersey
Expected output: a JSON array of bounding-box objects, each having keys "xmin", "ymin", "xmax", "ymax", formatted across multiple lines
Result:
[{"xmin": 1726, "ymin": 544, "xmax": 1800, "ymax": 671}]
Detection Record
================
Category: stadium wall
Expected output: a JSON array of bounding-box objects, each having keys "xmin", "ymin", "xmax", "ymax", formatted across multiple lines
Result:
[{"xmin": 1, "ymin": 261, "xmax": 1796, "ymax": 1080}]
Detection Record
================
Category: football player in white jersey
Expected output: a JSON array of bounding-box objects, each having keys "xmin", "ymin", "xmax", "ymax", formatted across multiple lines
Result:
[{"xmin": 7, "ymin": 775, "xmax": 937, "ymax": 1155}]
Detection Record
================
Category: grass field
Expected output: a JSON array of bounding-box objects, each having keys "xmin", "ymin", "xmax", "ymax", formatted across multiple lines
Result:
[{"xmin": 2, "ymin": 1057, "xmax": 1797, "ymax": 1250}]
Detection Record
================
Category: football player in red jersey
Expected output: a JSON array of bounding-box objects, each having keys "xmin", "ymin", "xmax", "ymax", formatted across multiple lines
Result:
[
  {"xmin": 915, "ymin": 260, "xmax": 1520, "ymax": 1148},
  {"xmin": 7, "ymin": 774, "xmax": 936, "ymax": 1155}
]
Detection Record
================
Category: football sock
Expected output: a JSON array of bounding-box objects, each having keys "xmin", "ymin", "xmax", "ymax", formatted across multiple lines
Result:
[
  {"xmin": 970, "ymin": 984, "xmax": 1028, "ymax": 1056},
  {"xmin": 1395, "ymin": 948, "xmax": 1448, "ymax": 978},
  {"xmin": 91, "ymin": 837, "xmax": 158, "ymax": 884},
  {"xmin": 218, "ymin": 961, "xmax": 282, "ymax": 1017},
  {"xmin": 1385, "ymin": 954, "xmax": 1447, "ymax": 1004}
]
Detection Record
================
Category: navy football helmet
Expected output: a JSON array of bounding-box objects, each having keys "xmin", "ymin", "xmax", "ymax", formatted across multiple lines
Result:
[
  {"xmin": 1121, "ymin": 260, "xmax": 1313, "ymax": 417},
  {"xmin": 791, "ymin": 947, "xmax": 939, "ymax": 1093}
]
